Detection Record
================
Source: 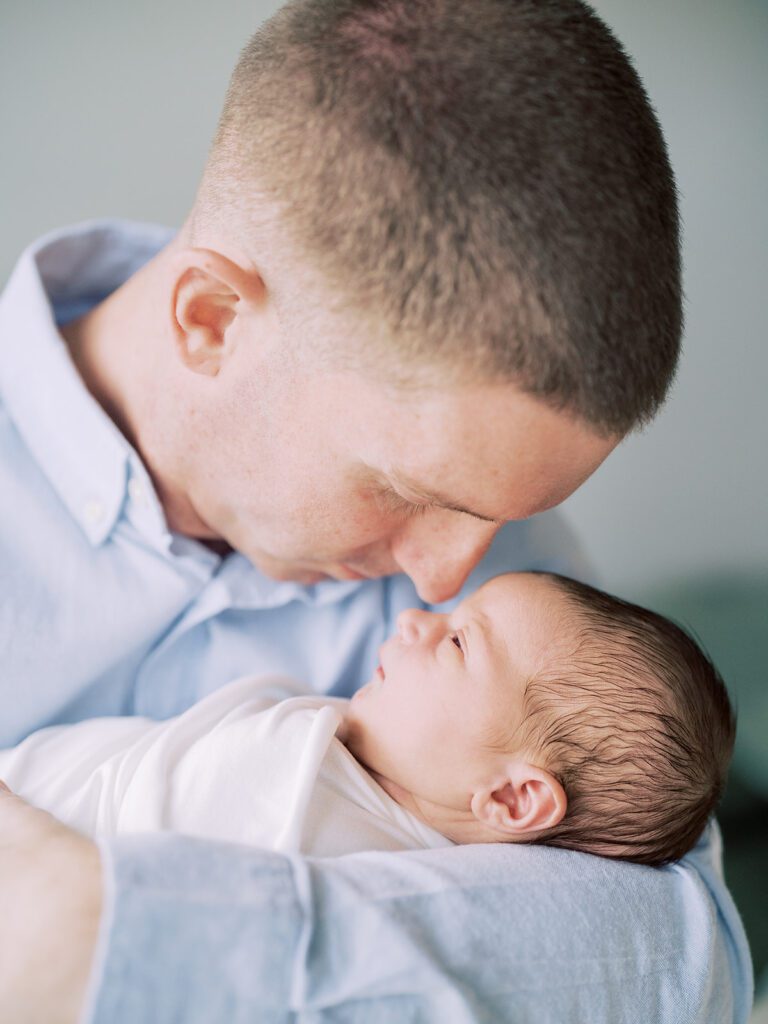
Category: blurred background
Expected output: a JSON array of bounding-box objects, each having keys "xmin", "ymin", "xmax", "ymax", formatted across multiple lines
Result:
[{"xmin": 1, "ymin": 0, "xmax": 766, "ymax": 1009}]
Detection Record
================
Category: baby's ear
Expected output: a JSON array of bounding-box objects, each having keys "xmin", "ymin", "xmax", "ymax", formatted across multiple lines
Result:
[{"xmin": 470, "ymin": 761, "xmax": 566, "ymax": 838}]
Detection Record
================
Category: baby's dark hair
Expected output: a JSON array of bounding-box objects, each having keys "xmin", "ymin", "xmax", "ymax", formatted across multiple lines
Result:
[{"xmin": 516, "ymin": 574, "xmax": 735, "ymax": 866}]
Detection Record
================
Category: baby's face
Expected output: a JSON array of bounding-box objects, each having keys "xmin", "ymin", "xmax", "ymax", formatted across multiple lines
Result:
[{"xmin": 345, "ymin": 572, "xmax": 571, "ymax": 808}]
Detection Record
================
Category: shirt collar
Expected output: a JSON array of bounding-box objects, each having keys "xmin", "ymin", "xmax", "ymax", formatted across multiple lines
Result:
[
  {"xmin": 0, "ymin": 219, "xmax": 368, "ymax": 610},
  {"xmin": 0, "ymin": 219, "xmax": 174, "ymax": 545}
]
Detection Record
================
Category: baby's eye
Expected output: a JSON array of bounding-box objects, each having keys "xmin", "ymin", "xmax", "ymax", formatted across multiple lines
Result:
[{"xmin": 450, "ymin": 634, "xmax": 464, "ymax": 653}]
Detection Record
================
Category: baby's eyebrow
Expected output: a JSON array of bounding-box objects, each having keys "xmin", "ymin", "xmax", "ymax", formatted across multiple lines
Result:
[
  {"xmin": 471, "ymin": 606, "xmax": 510, "ymax": 678},
  {"xmin": 462, "ymin": 612, "xmax": 490, "ymax": 668}
]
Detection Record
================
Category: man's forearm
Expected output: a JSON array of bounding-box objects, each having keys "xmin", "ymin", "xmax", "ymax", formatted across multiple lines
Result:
[
  {"xmin": 88, "ymin": 835, "xmax": 302, "ymax": 1024},
  {"xmin": 82, "ymin": 824, "xmax": 750, "ymax": 1024},
  {"xmin": 0, "ymin": 786, "xmax": 101, "ymax": 1024}
]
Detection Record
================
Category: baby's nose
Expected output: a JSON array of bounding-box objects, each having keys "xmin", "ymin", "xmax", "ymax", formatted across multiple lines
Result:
[{"xmin": 396, "ymin": 608, "xmax": 438, "ymax": 645}]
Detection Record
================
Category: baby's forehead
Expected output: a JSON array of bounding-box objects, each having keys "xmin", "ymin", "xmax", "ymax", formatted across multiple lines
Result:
[
  {"xmin": 470, "ymin": 572, "xmax": 579, "ymax": 672},
  {"xmin": 473, "ymin": 572, "xmax": 569, "ymax": 617}
]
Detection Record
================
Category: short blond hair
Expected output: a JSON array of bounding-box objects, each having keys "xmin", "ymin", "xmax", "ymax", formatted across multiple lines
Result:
[{"xmin": 196, "ymin": 0, "xmax": 681, "ymax": 435}]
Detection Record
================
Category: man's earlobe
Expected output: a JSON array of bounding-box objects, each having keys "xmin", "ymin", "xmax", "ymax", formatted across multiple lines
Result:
[
  {"xmin": 470, "ymin": 761, "xmax": 567, "ymax": 839},
  {"xmin": 171, "ymin": 250, "xmax": 264, "ymax": 377}
]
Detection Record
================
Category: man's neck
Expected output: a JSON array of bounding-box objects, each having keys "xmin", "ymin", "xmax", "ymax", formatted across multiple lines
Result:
[
  {"xmin": 59, "ymin": 243, "xmax": 213, "ymax": 540},
  {"xmin": 61, "ymin": 298, "xmax": 139, "ymax": 452}
]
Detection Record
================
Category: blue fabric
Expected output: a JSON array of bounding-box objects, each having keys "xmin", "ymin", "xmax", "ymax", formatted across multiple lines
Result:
[
  {"xmin": 88, "ymin": 825, "xmax": 751, "ymax": 1024},
  {"xmin": 0, "ymin": 222, "xmax": 753, "ymax": 1023}
]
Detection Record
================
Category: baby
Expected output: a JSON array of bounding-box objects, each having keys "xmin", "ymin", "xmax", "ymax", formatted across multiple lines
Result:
[{"xmin": 0, "ymin": 572, "xmax": 735, "ymax": 866}]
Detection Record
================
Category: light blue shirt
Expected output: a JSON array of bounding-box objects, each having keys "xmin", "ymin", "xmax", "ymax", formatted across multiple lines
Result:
[{"xmin": 0, "ymin": 222, "xmax": 753, "ymax": 1023}]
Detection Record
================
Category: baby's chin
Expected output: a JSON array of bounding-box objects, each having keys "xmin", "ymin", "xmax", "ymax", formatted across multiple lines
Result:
[{"xmin": 350, "ymin": 679, "xmax": 377, "ymax": 703}]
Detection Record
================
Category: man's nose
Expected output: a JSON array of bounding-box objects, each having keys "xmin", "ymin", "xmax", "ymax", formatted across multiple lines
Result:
[{"xmin": 391, "ymin": 510, "xmax": 500, "ymax": 605}]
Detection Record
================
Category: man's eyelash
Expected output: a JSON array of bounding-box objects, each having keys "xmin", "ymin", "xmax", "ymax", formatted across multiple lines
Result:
[
  {"xmin": 403, "ymin": 500, "xmax": 431, "ymax": 518},
  {"xmin": 376, "ymin": 486, "xmax": 432, "ymax": 517}
]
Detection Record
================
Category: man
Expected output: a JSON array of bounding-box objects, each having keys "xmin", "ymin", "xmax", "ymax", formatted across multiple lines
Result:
[{"xmin": 0, "ymin": 1, "xmax": 752, "ymax": 1021}]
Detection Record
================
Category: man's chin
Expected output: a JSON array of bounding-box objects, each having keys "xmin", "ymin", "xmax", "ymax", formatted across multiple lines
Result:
[
  {"xmin": 255, "ymin": 562, "xmax": 330, "ymax": 586},
  {"xmin": 238, "ymin": 543, "xmax": 398, "ymax": 585},
  {"xmin": 243, "ymin": 555, "xmax": 361, "ymax": 587}
]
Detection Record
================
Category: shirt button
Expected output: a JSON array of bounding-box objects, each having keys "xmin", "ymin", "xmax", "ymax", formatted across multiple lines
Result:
[
  {"xmin": 83, "ymin": 499, "xmax": 104, "ymax": 525},
  {"xmin": 128, "ymin": 478, "xmax": 149, "ymax": 507}
]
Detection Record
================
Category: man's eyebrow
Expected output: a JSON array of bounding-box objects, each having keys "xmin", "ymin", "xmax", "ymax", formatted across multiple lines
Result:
[{"xmin": 389, "ymin": 474, "xmax": 504, "ymax": 525}]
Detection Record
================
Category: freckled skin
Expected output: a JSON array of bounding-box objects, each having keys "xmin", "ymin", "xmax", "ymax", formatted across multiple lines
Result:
[
  {"xmin": 63, "ymin": 242, "xmax": 618, "ymax": 605},
  {"xmin": 164, "ymin": 366, "xmax": 616, "ymax": 604}
]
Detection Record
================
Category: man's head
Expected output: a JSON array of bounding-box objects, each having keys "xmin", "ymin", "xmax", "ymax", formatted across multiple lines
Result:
[
  {"xmin": 344, "ymin": 573, "xmax": 735, "ymax": 866},
  {"xmin": 192, "ymin": 0, "xmax": 681, "ymax": 426},
  {"xmin": 78, "ymin": 0, "xmax": 681, "ymax": 599}
]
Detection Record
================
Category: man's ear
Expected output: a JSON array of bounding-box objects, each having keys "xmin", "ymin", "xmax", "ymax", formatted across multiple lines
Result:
[
  {"xmin": 470, "ymin": 761, "xmax": 567, "ymax": 839},
  {"xmin": 170, "ymin": 248, "xmax": 265, "ymax": 377}
]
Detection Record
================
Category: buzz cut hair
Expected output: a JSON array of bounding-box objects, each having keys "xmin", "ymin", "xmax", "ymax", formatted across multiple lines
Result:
[
  {"xmin": 197, "ymin": 0, "xmax": 682, "ymax": 436},
  {"xmin": 516, "ymin": 575, "xmax": 736, "ymax": 867}
]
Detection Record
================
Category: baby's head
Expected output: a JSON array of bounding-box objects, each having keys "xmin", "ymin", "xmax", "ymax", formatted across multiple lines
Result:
[{"xmin": 344, "ymin": 572, "xmax": 735, "ymax": 866}]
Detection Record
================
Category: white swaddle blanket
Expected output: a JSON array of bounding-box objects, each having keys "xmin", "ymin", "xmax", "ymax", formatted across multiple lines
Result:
[{"xmin": 0, "ymin": 675, "xmax": 452, "ymax": 856}]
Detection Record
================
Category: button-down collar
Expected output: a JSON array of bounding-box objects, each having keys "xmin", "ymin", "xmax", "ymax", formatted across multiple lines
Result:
[
  {"xmin": 0, "ymin": 220, "xmax": 174, "ymax": 546},
  {"xmin": 0, "ymin": 219, "xmax": 366, "ymax": 610}
]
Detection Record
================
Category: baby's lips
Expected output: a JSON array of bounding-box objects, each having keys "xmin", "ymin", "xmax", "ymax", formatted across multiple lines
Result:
[{"xmin": 376, "ymin": 638, "xmax": 393, "ymax": 679}]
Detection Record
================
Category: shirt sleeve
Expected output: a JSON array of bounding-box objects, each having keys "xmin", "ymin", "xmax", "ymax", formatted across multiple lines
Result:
[{"xmin": 82, "ymin": 826, "xmax": 752, "ymax": 1024}]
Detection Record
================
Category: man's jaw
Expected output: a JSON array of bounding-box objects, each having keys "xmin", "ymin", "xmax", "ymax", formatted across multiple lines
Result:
[
  {"xmin": 192, "ymin": 519, "xmax": 399, "ymax": 584},
  {"xmin": 245, "ymin": 551, "xmax": 400, "ymax": 586}
]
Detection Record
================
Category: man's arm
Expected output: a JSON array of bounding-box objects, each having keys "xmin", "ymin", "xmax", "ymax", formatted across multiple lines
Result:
[
  {"xmin": 84, "ymin": 828, "xmax": 751, "ymax": 1024},
  {"xmin": 0, "ymin": 786, "xmax": 101, "ymax": 1024},
  {"xmin": 0, "ymin": 783, "xmax": 750, "ymax": 1024}
]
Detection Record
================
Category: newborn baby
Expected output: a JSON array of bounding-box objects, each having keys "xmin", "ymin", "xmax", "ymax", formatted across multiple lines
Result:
[{"xmin": 0, "ymin": 573, "xmax": 735, "ymax": 866}]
